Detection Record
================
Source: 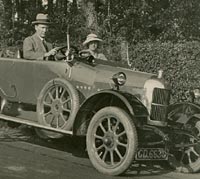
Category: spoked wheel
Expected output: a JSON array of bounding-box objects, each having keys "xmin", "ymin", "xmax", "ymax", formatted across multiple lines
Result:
[
  {"xmin": 86, "ymin": 107, "xmax": 138, "ymax": 175},
  {"xmin": 168, "ymin": 117, "xmax": 200, "ymax": 173},
  {"xmin": 36, "ymin": 78, "xmax": 79, "ymax": 139},
  {"xmin": 0, "ymin": 98, "xmax": 21, "ymax": 128}
]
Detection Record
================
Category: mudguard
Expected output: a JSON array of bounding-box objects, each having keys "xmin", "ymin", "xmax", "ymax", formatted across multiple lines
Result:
[
  {"xmin": 168, "ymin": 102, "xmax": 200, "ymax": 124},
  {"xmin": 73, "ymin": 89, "xmax": 148, "ymax": 135}
]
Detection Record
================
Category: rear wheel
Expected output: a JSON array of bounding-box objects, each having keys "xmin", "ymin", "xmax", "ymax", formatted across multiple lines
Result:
[
  {"xmin": 36, "ymin": 78, "xmax": 79, "ymax": 139},
  {"xmin": 86, "ymin": 107, "xmax": 138, "ymax": 175},
  {"xmin": 0, "ymin": 98, "xmax": 21, "ymax": 128}
]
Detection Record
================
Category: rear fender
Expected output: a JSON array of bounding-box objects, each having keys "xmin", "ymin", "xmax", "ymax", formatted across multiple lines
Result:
[{"xmin": 73, "ymin": 90, "xmax": 148, "ymax": 136}]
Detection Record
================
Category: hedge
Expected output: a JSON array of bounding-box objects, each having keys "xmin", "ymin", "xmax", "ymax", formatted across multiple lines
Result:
[{"xmin": 127, "ymin": 40, "xmax": 200, "ymax": 103}]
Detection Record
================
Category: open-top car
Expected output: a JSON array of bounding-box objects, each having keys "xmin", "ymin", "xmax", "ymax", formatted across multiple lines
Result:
[{"xmin": 0, "ymin": 47, "xmax": 200, "ymax": 175}]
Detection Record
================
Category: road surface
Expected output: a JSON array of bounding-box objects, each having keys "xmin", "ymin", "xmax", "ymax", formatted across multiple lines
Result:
[{"xmin": 0, "ymin": 126, "xmax": 200, "ymax": 179}]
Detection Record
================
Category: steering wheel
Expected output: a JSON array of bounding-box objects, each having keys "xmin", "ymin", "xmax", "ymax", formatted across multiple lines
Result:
[
  {"xmin": 54, "ymin": 46, "xmax": 79, "ymax": 62},
  {"xmin": 79, "ymin": 50, "xmax": 95, "ymax": 64}
]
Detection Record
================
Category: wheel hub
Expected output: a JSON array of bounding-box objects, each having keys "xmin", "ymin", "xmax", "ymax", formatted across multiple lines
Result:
[
  {"xmin": 103, "ymin": 133, "xmax": 115, "ymax": 148},
  {"xmin": 52, "ymin": 100, "xmax": 62, "ymax": 114}
]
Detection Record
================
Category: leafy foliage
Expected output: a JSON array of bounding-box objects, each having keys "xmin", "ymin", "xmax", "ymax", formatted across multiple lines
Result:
[
  {"xmin": 129, "ymin": 40, "xmax": 200, "ymax": 102},
  {"xmin": 1, "ymin": 0, "xmax": 200, "ymax": 46}
]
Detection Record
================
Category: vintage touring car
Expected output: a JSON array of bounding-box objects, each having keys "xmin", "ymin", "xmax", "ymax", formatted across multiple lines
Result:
[{"xmin": 0, "ymin": 47, "xmax": 200, "ymax": 176}]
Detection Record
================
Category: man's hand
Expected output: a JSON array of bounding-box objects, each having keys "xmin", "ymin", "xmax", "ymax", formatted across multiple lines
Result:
[{"xmin": 44, "ymin": 48, "xmax": 58, "ymax": 57}]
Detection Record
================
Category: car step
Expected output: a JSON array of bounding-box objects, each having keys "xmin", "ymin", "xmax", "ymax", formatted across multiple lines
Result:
[{"xmin": 0, "ymin": 113, "xmax": 73, "ymax": 135}]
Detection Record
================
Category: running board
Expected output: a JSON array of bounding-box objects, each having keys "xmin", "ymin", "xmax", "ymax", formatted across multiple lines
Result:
[{"xmin": 0, "ymin": 113, "xmax": 73, "ymax": 135}]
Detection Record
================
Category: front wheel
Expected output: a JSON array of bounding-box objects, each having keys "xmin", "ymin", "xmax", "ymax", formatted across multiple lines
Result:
[
  {"xmin": 168, "ymin": 116, "xmax": 200, "ymax": 173},
  {"xmin": 86, "ymin": 107, "xmax": 138, "ymax": 176}
]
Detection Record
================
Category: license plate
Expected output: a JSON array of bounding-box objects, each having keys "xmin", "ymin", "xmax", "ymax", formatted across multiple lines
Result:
[{"xmin": 135, "ymin": 148, "xmax": 168, "ymax": 160}]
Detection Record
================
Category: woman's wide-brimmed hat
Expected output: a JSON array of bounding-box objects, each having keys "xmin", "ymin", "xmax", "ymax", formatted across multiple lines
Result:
[
  {"xmin": 32, "ymin": 13, "xmax": 51, "ymax": 25},
  {"xmin": 83, "ymin": 34, "xmax": 102, "ymax": 46}
]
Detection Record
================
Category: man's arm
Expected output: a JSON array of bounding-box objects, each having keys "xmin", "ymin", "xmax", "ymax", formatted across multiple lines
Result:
[
  {"xmin": 23, "ymin": 37, "xmax": 60, "ymax": 60},
  {"xmin": 23, "ymin": 37, "xmax": 44, "ymax": 60}
]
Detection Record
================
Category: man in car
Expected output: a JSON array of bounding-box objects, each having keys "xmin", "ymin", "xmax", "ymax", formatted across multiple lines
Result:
[{"xmin": 23, "ymin": 13, "xmax": 58, "ymax": 60}]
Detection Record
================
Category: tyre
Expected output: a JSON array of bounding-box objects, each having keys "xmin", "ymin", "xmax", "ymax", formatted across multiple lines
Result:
[
  {"xmin": 0, "ymin": 98, "xmax": 21, "ymax": 128},
  {"xmin": 86, "ymin": 107, "xmax": 138, "ymax": 175},
  {"xmin": 168, "ymin": 117, "xmax": 200, "ymax": 173},
  {"xmin": 36, "ymin": 78, "xmax": 79, "ymax": 139}
]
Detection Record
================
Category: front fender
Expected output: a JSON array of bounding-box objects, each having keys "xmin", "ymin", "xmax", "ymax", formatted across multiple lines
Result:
[
  {"xmin": 168, "ymin": 102, "xmax": 200, "ymax": 124},
  {"xmin": 73, "ymin": 90, "xmax": 148, "ymax": 135}
]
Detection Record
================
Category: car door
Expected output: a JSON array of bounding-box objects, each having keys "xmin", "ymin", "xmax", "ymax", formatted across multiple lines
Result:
[{"xmin": 0, "ymin": 58, "xmax": 35, "ymax": 102}]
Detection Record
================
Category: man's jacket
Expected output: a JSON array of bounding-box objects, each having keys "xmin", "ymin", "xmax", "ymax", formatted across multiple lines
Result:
[{"xmin": 23, "ymin": 33, "xmax": 53, "ymax": 60}]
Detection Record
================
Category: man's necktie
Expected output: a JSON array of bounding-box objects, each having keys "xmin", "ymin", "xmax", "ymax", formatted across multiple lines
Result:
[{"xmin": 42, "ymin": 40, "xmax": 48, "ymax": 52}]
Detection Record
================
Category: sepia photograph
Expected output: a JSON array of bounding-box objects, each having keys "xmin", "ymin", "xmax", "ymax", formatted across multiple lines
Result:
[{"xmin": 0, "ymin": 0, "xmax": 200, "ymax": 178}]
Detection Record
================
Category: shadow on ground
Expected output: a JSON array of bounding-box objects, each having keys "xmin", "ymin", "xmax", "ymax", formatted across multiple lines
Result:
[
  {"xmin": 124, "ymin": 161, "xmax": 173, "ymax": 177},
  {"xmin": 0, "ymin": 124, "xmax": 87, "ymax": 158},
  {"xmin": 0, "ymin": 123, "xmax": 177, "ymax": 177}
]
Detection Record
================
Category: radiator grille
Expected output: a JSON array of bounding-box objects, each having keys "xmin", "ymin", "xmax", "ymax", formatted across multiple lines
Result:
[{"xmin": 150, "ymin": 88, "xmax": 170, "ymax": 122}]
